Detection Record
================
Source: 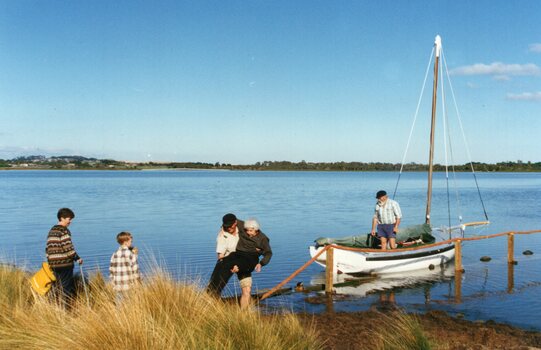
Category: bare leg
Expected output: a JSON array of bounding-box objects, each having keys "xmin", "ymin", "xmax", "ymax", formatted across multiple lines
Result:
[
  {"xmin": 389, "ymin": 238, "xmax": 397, "ymax": 249},
  {"xmin": 240, "ymin": 285, "xmax": 252, "ymax": 309},
  {"xmin": 380, "ymin": 237, "xmax": 388, "ymax": 250}
]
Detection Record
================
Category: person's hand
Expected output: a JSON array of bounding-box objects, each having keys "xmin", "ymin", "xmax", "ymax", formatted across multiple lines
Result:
[
  {"xmin": 371, "ymin": 230, "xmax": 376, "ymax": 236},
  {"xmin": 231, "ymin": 265, "xmax": 239, "ymax": 273},
  {"xmin": 132, "ymin": 247, "xmax": 139, "ymax": 255},
  {"xmin": 255, "ymin": 264, "xmax": 262, "ymax": 273},
  {"xmin": 393, "ymin": 227, "xmax": 399, "ymax": 233},
  {"xmin": 77, "ymin": 258, "xmax": 83, "ymax": 265}
]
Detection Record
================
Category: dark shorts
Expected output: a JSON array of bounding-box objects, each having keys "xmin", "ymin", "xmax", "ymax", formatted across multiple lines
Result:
[
  {"xmin": 377, "ymin": 224, "xmax": 396, "ymax": 239},
  {"xmin": 223, "ymin": 251, "xmax": 259, "ymax": 276}
]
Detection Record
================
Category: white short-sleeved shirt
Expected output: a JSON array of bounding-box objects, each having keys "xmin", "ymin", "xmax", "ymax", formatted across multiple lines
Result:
[
  {"xmin": 216, "ymin": 228, "xmax": 239, "ymax": 257},
  {"xmin": 374, "ymin": 198, "xmax": 402, "ymax": 225}
]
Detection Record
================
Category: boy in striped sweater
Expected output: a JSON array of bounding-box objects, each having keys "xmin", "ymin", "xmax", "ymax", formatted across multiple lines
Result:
[{"xmin": 45, "ymin": 207, "xmax": 83, "ymax": 303}]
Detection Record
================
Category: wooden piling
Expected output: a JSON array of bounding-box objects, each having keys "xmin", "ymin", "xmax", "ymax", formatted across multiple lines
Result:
[
  {"xmin": 454, "ymin": 240, "xmax": 463, "ymax": 272},
  {"xmin": 507, "ymin": 232, "xmax": 515, "ymax": 264},
  {"xmin": 454, "ymin": 271, "xmax": 462, "ymax": 303},
  {"xmin": 325, "ymin": 247, "xmax": 334, "ymax": 294},
  {"xmin": 325, "ymin": 294, "xmax": 335, "ymax": 313}
]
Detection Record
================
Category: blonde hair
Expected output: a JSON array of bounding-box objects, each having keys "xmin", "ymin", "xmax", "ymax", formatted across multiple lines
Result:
[{"xmin": 116, "ymin": 231, "xmax": 133, "ymax": 244}]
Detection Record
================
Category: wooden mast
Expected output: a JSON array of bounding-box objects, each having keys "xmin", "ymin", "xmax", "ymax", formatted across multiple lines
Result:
[{"xmin": 425, "ymin": 35, "xmax": 441, "ymax": 225}]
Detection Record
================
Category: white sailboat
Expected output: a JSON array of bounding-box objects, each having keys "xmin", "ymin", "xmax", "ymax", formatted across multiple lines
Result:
[{"xmin": 309, "ymin": 35, "xmax": 489, "ymax": 275}]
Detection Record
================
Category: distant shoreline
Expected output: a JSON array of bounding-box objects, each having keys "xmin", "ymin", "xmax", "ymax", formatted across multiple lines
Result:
[
  {"xmin": 2, "ymin": 156, "xmax": 541, "ymax": 172},
  {"xmin": 2, "ymin": 167, "xmax": 541, "ymax": 173}
]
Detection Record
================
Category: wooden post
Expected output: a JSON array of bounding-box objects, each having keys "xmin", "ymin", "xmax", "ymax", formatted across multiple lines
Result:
[
  {"xmin": 454, "ymin": 270, "xmax": 462, "ymax": 303},
  {"xmin": 454, "ymin": 240, "xmax": 462, "ymax": 272},
  {"xmin": 325, "ymin": 294, "xmax": 335, "ymax": 314},
  {"xmin": 325, "ymin": 247, "xmax": 334, "ymax": 294},
  {"xmin": 507, "ymin": 233, "xmax": 515, "ymax": 264}
]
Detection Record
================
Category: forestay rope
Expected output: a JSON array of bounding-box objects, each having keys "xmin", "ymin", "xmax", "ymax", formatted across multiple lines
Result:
[
  {"xmin": 392, "ymin": 47, "xmax": 434, "ymax": 199},
  {"xmin": 441, "ymin": 49, "xmax": 465, "ymax": 235}
]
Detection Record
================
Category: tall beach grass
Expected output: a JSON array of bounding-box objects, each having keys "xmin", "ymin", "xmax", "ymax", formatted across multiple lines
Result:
[
  {"xmin": 0, "ymin": 265, "xmax": 321, "ymax": 350},
  {"xmin": 375, "ymin": 311, "xmax": 432, "ymax": 350},
  {"xmin": 1, "ymin": 263, "xmax": 439, "ymax": 350}
]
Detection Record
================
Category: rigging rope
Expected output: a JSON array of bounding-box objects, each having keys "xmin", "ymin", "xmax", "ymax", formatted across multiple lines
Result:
[
  {"xmin": 443, "ymin": 55, "xmax": 490, "ymax": 222},
  {"xmin": 441, "ymin": 50, "xmax": 464, "ymax": 234},
  {"xmin": 440, "ymin": 49, "xmax": 452, "ymax": 231},
  {"xmin": 392, "ymin": 44, "xmax": 489, "ymax": 229},
  {"xmin": 393, "ymin": 46, "xmax": 435, "ymax": 199}
]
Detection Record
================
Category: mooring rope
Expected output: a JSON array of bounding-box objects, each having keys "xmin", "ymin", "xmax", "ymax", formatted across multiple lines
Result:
[{"xmin": 259, "ymin": 245, "xmax": 330, "ymax": 301}]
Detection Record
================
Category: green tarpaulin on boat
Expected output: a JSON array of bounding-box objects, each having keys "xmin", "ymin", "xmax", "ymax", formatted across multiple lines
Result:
[{"xmin": 314, "ymin": 223, "xmax": 435, "ymax": 248}]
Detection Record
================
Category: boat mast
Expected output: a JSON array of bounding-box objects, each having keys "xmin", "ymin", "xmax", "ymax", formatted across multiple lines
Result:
[{"xmin": 425, "ymin": 35, "xmax": 441, "ymax": 225}]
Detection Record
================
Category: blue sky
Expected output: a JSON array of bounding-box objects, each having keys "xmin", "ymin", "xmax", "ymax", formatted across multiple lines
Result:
[{"xmin": 1, "ymin": 1, "xmax": 540, "ymax": 164}]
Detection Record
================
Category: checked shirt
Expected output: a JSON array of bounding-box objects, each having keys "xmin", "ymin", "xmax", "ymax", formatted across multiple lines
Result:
[
  {"xmin": 374, "ymin": 198, "xmax": 402, "ymax": 225},
  {"xmin": 109, "ymin": 246, "xmax": 139, "ymax": 292}
]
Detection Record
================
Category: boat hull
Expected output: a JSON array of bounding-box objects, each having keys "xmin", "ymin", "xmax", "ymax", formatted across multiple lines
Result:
[{"xmin": 309, "ymin": 244, "xmax": 455, "ymax": 274}]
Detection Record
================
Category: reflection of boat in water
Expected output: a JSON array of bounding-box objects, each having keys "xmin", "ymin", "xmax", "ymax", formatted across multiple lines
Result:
[
  {"xmin": 310, "ymin": 262, "xmax": 455, "ymax": 297},
  {"xmin": 309, "ymin": 35, "xmax": 489, "ymax": 274}
]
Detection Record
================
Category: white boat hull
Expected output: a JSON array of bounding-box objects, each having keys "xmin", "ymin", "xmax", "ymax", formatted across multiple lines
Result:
[{"xmin": 309, "ymin": 243, "xmax": 455, "ymax": 275}]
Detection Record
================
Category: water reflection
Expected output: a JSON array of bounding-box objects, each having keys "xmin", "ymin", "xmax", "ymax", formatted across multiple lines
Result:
[
  {"xmin": 507, "ymin": 262, "xmax": 514, "ymax": 294},
  {"xmin": 310, "ymin": 263, "xmax": 455, "ymax": 298},
  {"xmin": 296, "ymin": 260, "xmax": 524, "ymax": 317}
]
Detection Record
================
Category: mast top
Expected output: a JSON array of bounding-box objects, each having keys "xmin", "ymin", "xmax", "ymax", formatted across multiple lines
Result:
[{"xmin": 434, "ymin": 35, "xmax": 442, "ymax": 58}]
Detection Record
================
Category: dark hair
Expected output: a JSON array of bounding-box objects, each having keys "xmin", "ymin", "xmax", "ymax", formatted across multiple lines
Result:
[
  {"xmin": 116, "ymin": 231, "xmax": 133, "ymax": 244},
  {"xmin": 57, "ymin": 208, "xmax": 75, "ymax": 220},
  {"xmin": 222, "ymin": 213, "xmax": 237, "ymax": 230},
  {"xmin": 376, "ymin": 190, "xmax": 387, "ymax": 199}
]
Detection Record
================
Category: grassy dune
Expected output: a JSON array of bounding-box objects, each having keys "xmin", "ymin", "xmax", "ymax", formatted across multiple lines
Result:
[
  {"xmin": 0, "ymin": 265, "xmax": 321, "ymax": 350},
  {"xmin": 0, "ymin": 264, "xmax": 436, "ymax": 350}
]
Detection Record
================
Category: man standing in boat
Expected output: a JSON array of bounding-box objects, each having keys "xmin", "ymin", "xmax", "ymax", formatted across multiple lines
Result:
[{"xmin": 371, "ymin": 190, "xmax": 402, "ymax": 250}]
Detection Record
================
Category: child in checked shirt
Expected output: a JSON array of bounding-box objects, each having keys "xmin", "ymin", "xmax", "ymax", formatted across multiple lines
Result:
[{"xmin": 109, "ymin": 231, "xmax": 140, "ymax": 300}]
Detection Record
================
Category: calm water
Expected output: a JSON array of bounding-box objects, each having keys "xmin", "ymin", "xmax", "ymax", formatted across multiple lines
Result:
[{"xmin": 1, "ymin": 170, "xmax": 540, "ymax": 330}]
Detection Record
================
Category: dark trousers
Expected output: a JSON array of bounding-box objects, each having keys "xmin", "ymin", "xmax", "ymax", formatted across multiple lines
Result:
[
  {"xmin": 206, "ymin": 259, "xmax": 232, "ymax": 296},
  {"xmin": 52, "ymin": 265, "xmax": 75, "ymax": 303},
  {"xmin": 206, "ymin": 252, "xmax": 259, "ymax": 296}
]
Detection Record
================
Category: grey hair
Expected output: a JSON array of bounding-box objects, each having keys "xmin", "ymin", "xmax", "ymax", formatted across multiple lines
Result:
[{"xmin": 244, "ymin": 218, "xmax": 260, "ymax": 230}]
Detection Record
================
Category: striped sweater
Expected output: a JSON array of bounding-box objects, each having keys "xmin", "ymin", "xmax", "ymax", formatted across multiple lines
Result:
[{"xmin": 45, "ymin": 225, "xmax": 80, "ymax": 268}]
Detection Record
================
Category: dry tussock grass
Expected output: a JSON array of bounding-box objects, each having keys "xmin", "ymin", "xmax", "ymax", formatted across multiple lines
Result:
[
  {"xmin": 375, "ymin": 311, "xmax": 432, "ymax": 350},
  {"xmin": 0, "ymin": 265, "xmax": 321, "ymax": 350}
]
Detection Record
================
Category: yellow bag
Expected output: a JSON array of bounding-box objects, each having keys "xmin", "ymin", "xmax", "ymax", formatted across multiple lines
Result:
[{"xmin": 30, "ymin": 262, "xmax": 56, "ymax": 296}]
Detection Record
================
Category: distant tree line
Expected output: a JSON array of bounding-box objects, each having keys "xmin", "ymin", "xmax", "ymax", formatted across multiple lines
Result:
[
  {"xmin": 1, "ymin": 156, "xmax": 541, "ymax": 172},
  {"xmin": 152, "ymin": 160, "xmax": 541, "ymax": 172}
]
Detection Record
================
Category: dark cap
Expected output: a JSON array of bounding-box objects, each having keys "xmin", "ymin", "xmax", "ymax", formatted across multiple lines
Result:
[
  {"xmin": 376, "ymin": 190, "xmax": 387, "ymax": 199},
  {"xmin": 222, "ymin": 213, "xmax": 237, "ymax": 227}
]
